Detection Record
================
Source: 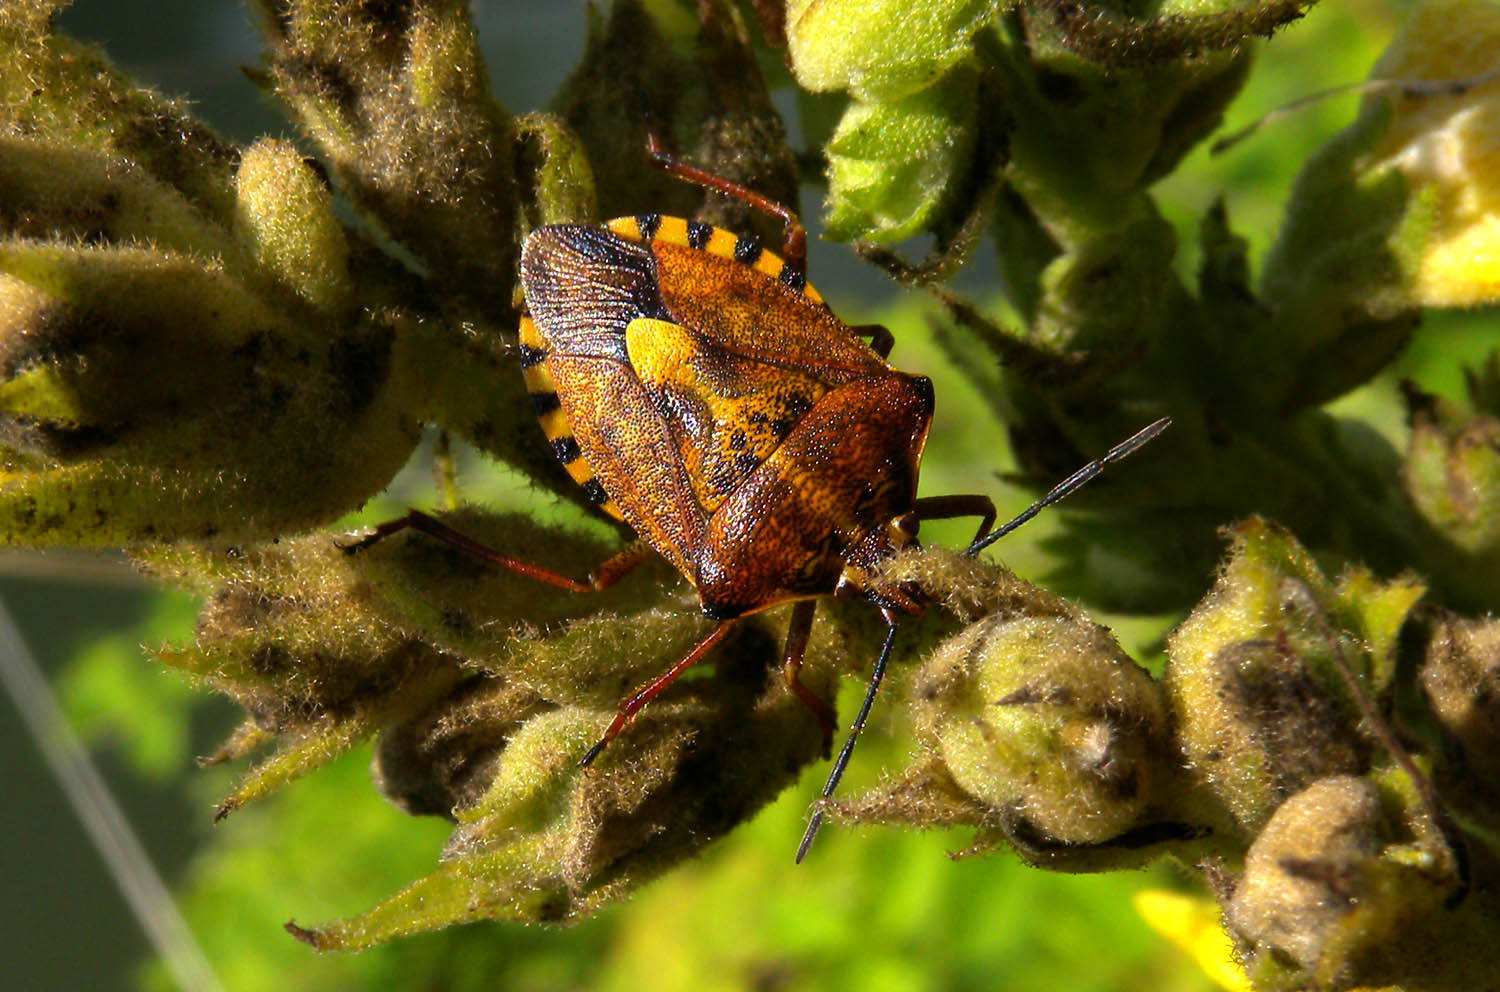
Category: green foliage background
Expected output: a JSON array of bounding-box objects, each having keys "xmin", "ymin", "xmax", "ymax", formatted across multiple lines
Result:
[{"xmin": 3, "ymin": 0, "xmax": 1495, "ymax": 989}]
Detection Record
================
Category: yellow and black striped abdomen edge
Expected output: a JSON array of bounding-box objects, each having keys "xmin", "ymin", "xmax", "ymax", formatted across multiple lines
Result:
[
  {"xmin": 605, "ymin": 215, "xmax": 825, "ymax": 305},
  {"xmin": 517, "ymin": 313, "xmax": 627, "ymax": 522}
]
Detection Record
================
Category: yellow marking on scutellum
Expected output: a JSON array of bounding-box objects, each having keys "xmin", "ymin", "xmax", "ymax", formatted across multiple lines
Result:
[
  {"xmin": 605, "ymin": 216, "xmax": 825, "ymax": 305},
  {"xmin": 517, "ymin": 314, "xmax": 625, "ymax": 522}
]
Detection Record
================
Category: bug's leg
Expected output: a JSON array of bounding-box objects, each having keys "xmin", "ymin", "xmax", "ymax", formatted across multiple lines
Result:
[
  {"xmin": 643, "ymin": 129, "xmax": 807, "ymax": 273},
  {"xmin": 581, "ymin": 620, "xmax": 735, "ymax": 767},
  {"xmin": 912, "ymin": 493, "xmax": 998, "ymax": 546},
  {"xmin": 847, "ymin": 323, "xmax": 895, "ymax": 359},
  {"xmin": 781, "ymin": 599, "xmax": 835, "ymax": 756},
  {"xmin": 343, "ymin": 510, "xmax": 650, "ymax": 594}
]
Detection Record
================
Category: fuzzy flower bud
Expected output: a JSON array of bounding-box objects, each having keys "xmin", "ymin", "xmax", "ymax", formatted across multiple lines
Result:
[
  {"xmin": 816, "ymin": 549, "xmax": 1192, "ymax": 869},
  {"xmin": 914, "ymin": 611, "xmax": 1170, "ymax": 849},
  {"xmin": 1402, "ymin": 379, "xmax": 1500, "ymax": 555},
  {"xmin": 1420, "ymin": 611, "xmax": 1500, "ymax": 828},
  {"xmin": 233, "ymin": 138, "xmax": 353, "ymax": 317},
  {"xmin": 1227, "ymin": 774, "xmax": 1490, "ymax": 991},
  {"xmin": 1165, "ymin": 518, "xmax": 1425, "ymax": 836}
]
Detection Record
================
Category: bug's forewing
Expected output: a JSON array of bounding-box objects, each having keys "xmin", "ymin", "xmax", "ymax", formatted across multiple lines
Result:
[
  {"xmin": 547, "ymin": 353, "xmax": 706, "ymax": 578},
  {"xmin": 694, "ymin": 373, "xmax": 935, "ymax": 619},
  {"xmin": 521, "ymin": 226, "xmax": 708, "ymax": 577}
]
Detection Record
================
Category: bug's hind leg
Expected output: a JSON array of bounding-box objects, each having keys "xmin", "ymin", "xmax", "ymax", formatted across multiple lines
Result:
[
  {"xmin": 581, "ymin": 620, "xmax": 735, "ymax": 766},
  {"xmin": 343, "ymin": 509, "xmax": 652, "ymax": 594},
  {"xmin": 781, "ymin": 599, "xmax": 835, "ymax": 757},
  {"xmin": 643, "ymin": 129, "xmax": 807, "ymax": 274}
]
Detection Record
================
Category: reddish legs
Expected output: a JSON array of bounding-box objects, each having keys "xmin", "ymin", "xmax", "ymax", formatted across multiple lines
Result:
[
  {"xmin": 581, "ymin": 621, "xmax": 734, "ymax": 766},
  {"xmin": 848, "ymin": 323, "xmax": 896, "ymax": 360},
  {"xmin": 781, "ymin": 599, "xmax": 835, "ymax": 756},
  {"xmin": 644, "ymin": 129, "xmax": 807, "ymax": 275},
  {"xmin": 912, "ymin": 493, "xmax": 998, "ymax": 546},
  {"xmin": 344, "ymin": 509, "xmax": 651, "ymax": 593}
]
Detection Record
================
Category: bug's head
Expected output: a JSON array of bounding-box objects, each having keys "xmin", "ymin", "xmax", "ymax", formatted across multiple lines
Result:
[{"xmin": 833, "ymin": 510, "xmax": 925, "ymax": 616}]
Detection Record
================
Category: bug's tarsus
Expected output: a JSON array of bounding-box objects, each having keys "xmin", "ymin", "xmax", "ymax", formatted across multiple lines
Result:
[
  {"xmin": 966, "ymin": 417, "xmax": 1172, "ymax": 557},
  {"xmin": 579, "ymin": 620, "xmax": 735, "ymax": 768},
  {"xmin": 796, "ymin": 614, "xmax": 900, "ymax": 863},
  {"xmin": 642, "ymin": 126, "xmax": 807, "ymax": 274}
]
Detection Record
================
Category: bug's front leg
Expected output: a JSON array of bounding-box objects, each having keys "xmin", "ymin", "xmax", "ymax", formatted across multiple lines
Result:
[
  {"xmin": 642, "ymin": 128, "xmax": 807, "ymax": 274},
  {"xmin": 847, "ymin": 324, "xmax": 896, "ymax": 360},
  {"xmin": 912, "ymin": 493, "xmax": 998, "ymax": 546}
]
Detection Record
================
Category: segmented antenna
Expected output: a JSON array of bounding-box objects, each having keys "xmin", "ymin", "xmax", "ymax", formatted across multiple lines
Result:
[
  {"xmin": 796, "ymin": 417, "xmax": 1172, "ymax": 861},
  {"xmin": 967, "ymin": 417, "xmax": 1171, "ymax": 556},
  {"xmin": 796, "ymin": 619, "xmax": 899, "ymax": 864}
]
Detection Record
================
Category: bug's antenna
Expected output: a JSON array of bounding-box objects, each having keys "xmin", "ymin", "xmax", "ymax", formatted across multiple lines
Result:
[
  {"xmin": 796, "ymin": 616, "xmax": 900, "ymax": 863},
  {"xmin": 966, "ymin": 417, "xmax": 1171, "ymax": 557}
]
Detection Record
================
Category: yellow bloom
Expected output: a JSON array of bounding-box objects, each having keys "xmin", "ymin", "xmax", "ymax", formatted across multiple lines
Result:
[
  {"xmin": 1367, "ymin": 0, "xmax": 1500, "ymax": 305},
  {"xmin": 1133, "ymin": 888, "xmax": 1251, "ymax": 992}
]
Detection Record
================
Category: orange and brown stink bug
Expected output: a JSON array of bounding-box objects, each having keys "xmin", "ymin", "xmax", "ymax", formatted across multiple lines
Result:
[{"xmin": 356, "ymin": 132, "xmax": 1169, "ymax": 860}]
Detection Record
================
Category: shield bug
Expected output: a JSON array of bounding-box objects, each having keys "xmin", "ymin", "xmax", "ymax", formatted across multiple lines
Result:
[{"xmin": 355, "ymin": 132, "xmax": 1169, "ymax": 859}]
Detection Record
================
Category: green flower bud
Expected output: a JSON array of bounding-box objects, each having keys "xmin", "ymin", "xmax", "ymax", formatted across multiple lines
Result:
[
  {"xmin": 0, "ymin": 136, "xmax": 233, "ymax": 256},
  {"xmin": 551, "ymin": 0, "xmax": 796, "ymax": 242},
  {"xmin": 823, "ymin": 63, "xmax": 979, "ymax": 242},
  {"xmin": 787, "ymin": 0, "xmax": 999, "ymax": 102},
  {"xmin": 914, "ymin": 611, "xmax": 1170, "ymax": 850},
  {"xmin": 1165, "ymin": 518, "xmax": 1425, "ymax": 835},
  {"xmin": 515, "ymin": 113, "xmax": 597, "ymax": 228},
  {"xmin": 374, "ymin": 677, "xmax": 554, "ymax": 820},
  {"xmin": 1227, "ymin": 774, "xmax": 1490, "ymax": 992},
  {"xmin": 233, "ymin": 138, "xmax": 353, "ymax": 317},
  {"xmin": 830, "ymin": 553, "xmax": 1194, "ymax": 868},
  {"xmin": 1402, "ymin": 384, "xmax": 1500, "ymax": 555},
  {"xmin": 0, "ymin": 242, "xmax": 420, "ymax": 545},
  {"xmin": 251, "ymin": 0, "xmax": 517, "ymax": 313},
  {"xmin": 285, "ymin": 620, "xmax": 826, "ymax": 948}
]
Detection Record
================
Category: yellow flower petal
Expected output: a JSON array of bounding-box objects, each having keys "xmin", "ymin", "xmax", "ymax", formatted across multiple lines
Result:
[
  {"xmin": 1367, "ymin": 0, "xmax": 1500, "ymax": 305},
  {"xmin": 1133, "ymin": 888, "xmax": 1251, "ymax": 992}
]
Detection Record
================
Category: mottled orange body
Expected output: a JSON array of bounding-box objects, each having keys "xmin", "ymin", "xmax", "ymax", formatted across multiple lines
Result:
[
  {"xmin": 518, "ymin": 214, "xmax": 934, "ymax": 622},
  {"xmin": 353, "ymin": 141, "xmax": 1004, "ymax": 856},
  {"xmin": 352, "ymin": 142, "xmax": 1165, "ymax": 859}
]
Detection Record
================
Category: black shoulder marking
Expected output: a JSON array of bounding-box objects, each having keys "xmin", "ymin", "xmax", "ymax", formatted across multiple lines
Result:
[
  {"xmin": 582, "ymin": 478, "xmax": 608, "ymax": 504},
  {"xmin": 778, "ymin": 265, "xmax": 807, "ymax": 292},
  {"xmin": 732, "ymin": 234, "xmax": 762, "ymax": 266},
  {"xmin": 550, "ymin": 435, "xmax": 582, "ymax": 464},
  {"xmin": 636, "ymin": 213, "xmax": 661, "ymax": 242},
  {"xmin": 686, "ymin": 220, "xmax": 712, "ymax": 250},
  {"xmin": 518, "ymin": 344, "xmax": 547, "ymax": 369},
  {"xmin": 520, "ymin": 225, "xmax": 670, "ymax": 359},
  {"xmin": 530, "ymin": 390, "xmax": 562, "ymax": 416}
]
